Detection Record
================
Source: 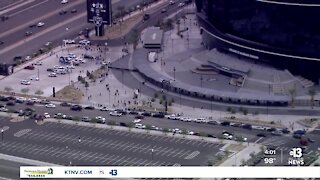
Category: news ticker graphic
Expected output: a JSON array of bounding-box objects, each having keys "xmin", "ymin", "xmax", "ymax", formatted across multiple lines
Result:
[{"xmin": 20, "ymin": 166, "xmax": 320, "ymax": 178}]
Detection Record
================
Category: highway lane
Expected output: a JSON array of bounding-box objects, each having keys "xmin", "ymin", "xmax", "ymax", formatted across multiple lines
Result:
[
  {"xmin": 0, "ymin": 115, "xmax": 223, "ymax": 166},
  {"xmin": 0, "ymin": 159, "xmax": 23, "ymax": 180},
  {"xmin": 0, "ymin": 0, "xmax": 149, "ymax": 63}
]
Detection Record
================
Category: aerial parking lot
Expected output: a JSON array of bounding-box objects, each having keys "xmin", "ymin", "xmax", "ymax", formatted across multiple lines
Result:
[{"xmin": 0, "ymin": 45, "xmax": 123, "ymax": 96}]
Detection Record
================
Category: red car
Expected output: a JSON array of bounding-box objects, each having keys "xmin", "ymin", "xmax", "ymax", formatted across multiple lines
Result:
[{"xmin": 24, "ymin": 65, "xmax": 35, "ymax": 70}]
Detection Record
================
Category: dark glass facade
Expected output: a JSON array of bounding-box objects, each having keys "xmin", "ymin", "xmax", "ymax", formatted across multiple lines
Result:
[{"xmin": 196, "ymin": 0, "xmax": 320, "ymax": 81}]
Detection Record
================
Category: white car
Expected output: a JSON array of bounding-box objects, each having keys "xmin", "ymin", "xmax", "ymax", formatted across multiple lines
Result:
[
  {"xmin": 45, "ymin": 103, "xmax": 56, "ymax": 108},
  {"xmin": 61, "ymin": 0, "xmax": 68, "ymax": 4},
  {"xmin": 194, "ymin": 118, "xmax": 207, "ymax": 123},
  {"xmin": 109, "ymin": 111, "xmax": 122, "ymax": 116},
  {"xmin": 178, "ymin": 2, "xmax": 185, "ymax": 7},
  {"xmin": 44, "ymin": 113, "xmax": 50, "ymax": 118},
  {"xmin": 37, "ymin": 22, "xmax": 45, "ymax": 27},
  {"xmin": 133, "ymin": 119, "xmax": 141, "ymax": 123},
  {"xmin": 25, "ymin": 56, "xmax": 31, "ymax": 61},
  {"xmin": 100, "ymin": 106, "xmax": 111, "ymax": 111},
  {"xmin": 79, "ymin": 39, "xmax": 90, "ymax": 45},
  {"xmin": 48, "ymin": 73, "xmax": 57, "ymax": 77},
  {"xmin": 0, "ymin": 107, "xmax": 8, "ymax": 112},
  {"xmin": 169, "ymin": 0, "xmax": 175, "ymax": 5},
  {"xmin": 21, "ymin": 80, "xmax": 31, "ymax": 85},
  {"xmin": 223, "ymin": 133, "xmax": 233, "ymax": 140},
  {"xmin": 63, "ymin": 39, "xmax": 75, "ymax": 44},
  {"xmin": 166, "ymin": 114, "xmax": 180, "ymax": 120},
  {"xmin": 180, "ymin": 117, "xmax": 192, "ymax": 122},
  {"xmin": 188, "ymin": 131, "xmax": 195, "ymax": 135},
  {"xmin": 33, "ymin": 61, "xmax": 42, "ymax": 66},
  {"xmin": 30, "ymin": 76, "xmax": 39, "ymax": 81},
  {"xmin": 95, "ymin": 116, "xmax": 106, "ymax": 123},
  {"xmin": 29, "ymin": 97, "xmax": 40, "ymax": 103},
  {"xmin": 173, "ymin": 128, "xmax": 182, "ymax": 133},
  {"xmin": 17, "ymin": 97, "xmax": 27, "ymax": 101},
  {"xmin": 135, "ymin": 123, "xmax": 145, "ymax": 129}
]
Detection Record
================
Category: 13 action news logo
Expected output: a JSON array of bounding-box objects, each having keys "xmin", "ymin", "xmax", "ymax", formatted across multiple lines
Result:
[
  {"xmin": 109, "ymin": 169, "xmax": 117, "ymax": 176},
  {"xmin": 288, "ymin": 148, "xmax": 304, "ymax": 165}
]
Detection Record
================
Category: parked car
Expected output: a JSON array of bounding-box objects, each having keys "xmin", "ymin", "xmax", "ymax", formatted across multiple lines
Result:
[
  {"xmin": 143, "ymin": 14, "xmax": 150, "ymax": 21},
  {"xmin": 95, "ymin": 116, "xmax": 106, "ymax": 124},
  {"xmin": 21, "ymin": 80, "xmax": 31, "ymax": 85},
  {"xmin": 220, "ymin": 121, "xmax": 230, "ymax": 126},
  {"xmin": 24, "ymin": 65, "xmax": 35, "ymax": 70},
  {"xmin": 45, "ymin": 103, "xmax": 56, "ymax": 108},
  {"xmin": 71, "ymin": 9, "xmax": 77, "ymax": 13},
  {"xmin": 256, "ymin": 133, "xmax": 267, "ymax": 137},
  {"xmin": 0, "ymin": 107, "xmax": 8, "ymax": 112},
  {"xmin": 81, "ymin": 116, "xmax": 90, "ymax": 122},
  {"xmin": 281, "ymin": 128, "xmax": 290, "ymax": 134},
  {"xmin": 141, "ymin": 112, "xmax": 151, "ymax": 116},
  {"xmin": 60, "ymin": 102, "xmax": 71, "ymax": 107},
  {"xmin": 25, "ymin": 31, "xmax": 32, "ymax": 36},
  {"xmin": 135, "ymin": 123, "xmax": 145, "ymax": 129},
  {"xmin": 59, "ymin": 10, "xmax": 67, "ymax": 15},
  {"xmin": 293, "ymin": 133, "xmax": 303, "ymax": 139},
  {"xmin": 271, "ymin": 130, "xmax": 283, "ymax": 136},
  {"xmin": 70, "ymin": 105, "xmax": 82, "ymax": 111},
  {"xmin": 44, "ymin": 113, "xmax": 50, "ymax": 118},
  {"xmin": 61, "ymin": 0, "xmax": 68, "ymax": 4},
  {"xmin": 6, "ymin": 101, "xmax": 15, "ymax": 106},
  {"xmin": 133, "ymin": 119, "xmax": 141, "ymax": 123},
  {"xmin": 84, "ymin": 106, "xmax": 95, "ymax": 110},
  {"xmin": 48, "ymin": 73, "xmax": 57, "ymax": 77},
  {"xmin": 26, "ymin": 101, "xmax": 35, "ymax": 106},
  {"xmin": 152, "ymin": 113, "xmax": 165, "ymax": 118},
  {"xmin": 242, "ymin": 124, "xmax": 253, "ymax": 130},
  {"xmin": 109, "ymin": 111, "xmax": 122, "ymax": 116},
  {"xmin": 37, "ymin": 22, "xmax": 45, "ymax": 27}
]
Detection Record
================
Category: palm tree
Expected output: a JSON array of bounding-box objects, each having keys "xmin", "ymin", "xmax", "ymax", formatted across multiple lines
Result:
[
  {"xmin": 4, "ymin": 86, "xmax": 13, "ymax": 93},
  {"xmin": 308, "ymin": 88, "xmax": 316, "ymax": 109},
  {"xmin": 21, "ymin": 88, "xmax": 29, "ymax": 95},
  {"xmin": 35, "ymin": 90, "xmax": 44, "ymax": 96},
  {"xmin": 117, "ymin": 5, "xmax": 125, "ymax": 33},
  {"xmin": 288, "ymin": 89, "xmax": 296, "ymax": 108}
]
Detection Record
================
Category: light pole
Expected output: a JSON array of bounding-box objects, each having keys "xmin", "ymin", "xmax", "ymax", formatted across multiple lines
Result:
[
  {"xmin": 200, "ymin": 75, "xmax": 203, "ymax": 88},
  {"xmin": 37, "ymin": 68, "xmax": 40, "ymax": 79},
  {"xmin": 151, "ymin": 148, "xmax": 154, "ymax": 160},
  {"xmin": 1, "ymin": 129, "xmax": 3, "ymax": 143},
  {"xmin": 173, "ymin": 67, "xmax": 176, "ymax": 81},
  {"xmin": 78, "ymin": 137, "xmax": 81, "ymax": 165}
]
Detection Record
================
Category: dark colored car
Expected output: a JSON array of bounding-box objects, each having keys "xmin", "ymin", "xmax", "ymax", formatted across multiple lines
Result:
[
  {"xmin": 152, "ymin": 113, "xmax": 165, "ymax": 118},
  {"xmin": 26, "ymin": 101, "xmax": 35, "ymax": 106},
  {"xmin": 47, "ymin": 68, "xmax": 54, "ymax": 72},
  {"xmin": 6, "ymin": 101, "xmax": 15, "ymax": 106},
  {"xmin": 135, "ymin": 115, "xmax": 144, "ymax": 119},
  {"xmin": 256, "ymin": 133, "xmax": 266, "ymax": 137},
  {"xmin": 24, "ymin": 65, "xmax": 35, "ymax": 70},
  {"xmin": 7, "ymin": 96, "xmax": 16, "ymax": 101},
  {"xmin": 84, "ymin": 54, "xmax": 94, "ymax": 59},
  {"xmin": 120, "ymin": 122, "xmax": 127, "ymax": 127},
  {"xmin": 207, "ymin": 134, "xmax": 216, "ymax": 138},
  {"xmin": 29, "ymin": 24, "xmax": 36, "ymax": 28},
  {"xmin": 281, "ymin": 128, "xmax": 290, "ymax": 134},
  {"xmin": 300, "ymin": 139, "xmax": 308, "ymax": 146},
  {"xmin": 141, "ymin": 112, "xmax": 151, "ymax": 116},
  {"xmin": 242, "ymin": 124, "xmax": 253, "ymax": 130},
  {"xmin": 307, "ymin": 138, "xmax": 315, "ymax": 143},
  {"xmin": 70, "ymin": 105, "xmax": 82, "ymax": 111},
  {"xmin": 267, "ymin": 127, "xmax": 277, "ymax": 132},
  {"xmin": 208, "ymin": 121, "xmax": 218, "ymax": 125},
  {"xmin": 60, "ymin": 102, "xmax": 71, "ymax": 107},
  {"xmin": 84, "ymin": 106, "xmax": 95, "ymax": 110},
  {"xmin": 25, "ymin": 31, "xmax": 32, "ymax": 36},
  {"xmin": 115, "ymin": 109, "xmax": 127, "ymax": 115},
  {"xmin": 0, "ymin": 96, "xmax": 9, "ymax": 102},
  {"xmin": 15, "ymin": 99, "xmax": 24, "ymax": 103},
  {"xmin": 128, "ymin": 111, "xmax": 139, "ymax": 115},
  {"xmin": 18, "ymin": 110, "xmax": 25, "ymax": 116},
  {"xmin": 0, "ymin": 41, "xmax": 4, "ymax": 45},
  {"xmin": 59, "ymin": 10, "xmax": 67, "ymax": 15},
  {"xmin": 293, "ymin": 130, "xmax": 306, "ymax": 135},
  {"xmin": 143, "ymin": 14, "xmax": 150, "ymax": 21},
  {"xmin": 220, "ymin": 121, "xmax": 230, "ymax": 126},
  {"xmin": 293, "ymin": 133, "xmax": 303, "ymax": 139}
]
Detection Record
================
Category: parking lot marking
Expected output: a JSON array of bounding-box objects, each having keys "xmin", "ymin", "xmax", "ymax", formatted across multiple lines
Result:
[
  {"xmin": 154, "ymin": 147, "xmax": 167, "ymax": 156},
  {"xmin": 100, "ymin": 154, "xmax": 115, "ymax": 164},
  {"xmin": 106, "ymin": 155, "xmax": 121, "ymax": 165},
  {"xmin": 14, "ymin": 129, "xmax": 32, "ymax": 137},
  {"xmin": 50, "ymin": 147, "xmax": 66, "ymax": 157},
  {"xmin": 14, "ymin": 143, "xmax": 33, "ymax": 153},
  {"xmin": 8, "ymin": 142, "xmax": 28, "ymax": 152},
  {"xmin": 124, "ymin": 157, "xmax": 138, "ymax": 166},
  {"xmin": 185, "ymin": 139, "xmax": 193, "ymax": 145},
  {"xmin": 184, "ymin": 151, "xmax": 200, "ymax": 160},
  {"xmin": 198, "ymin": 141, "xmax": 206, "ymax": 146}
]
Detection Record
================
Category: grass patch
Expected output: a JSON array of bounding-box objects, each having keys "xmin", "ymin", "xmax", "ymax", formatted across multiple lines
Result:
[{"xmin": 53, "ymin": 85, "xmax": 83, "ymax": 102}]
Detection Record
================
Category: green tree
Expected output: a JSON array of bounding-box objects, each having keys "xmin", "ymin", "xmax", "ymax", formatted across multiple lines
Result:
[
  {"xmin": 21, "ymin": 88, "xmax": 29, "ymax": 95},
  {"xmin": 4, "ymin": 86, "xmax": 13, "ymax": 93},
  {"xmin": 35, "ymin": 90, "xmax": 44, "ymax": 96},
  {"xmin": 181, "ymin": 129, "xmax": 188, "ymax": 138},
  {"xmin": 308, "ymin": 88, "xmax": 316, "ymax": 109},
  {"xmin": 127, "ymin": 122, "xmax": 134, "ymax": 131},
  {"xmin": 162, "ymin": 128, "xmax": 169, "ymax": 136},
  {"xmin": 145, "ymin": 124, "xmax": 152, "ymax": 133},
  {"xmin": 128, "ymin": 29, "xmax": 140, "ymax": 50}
]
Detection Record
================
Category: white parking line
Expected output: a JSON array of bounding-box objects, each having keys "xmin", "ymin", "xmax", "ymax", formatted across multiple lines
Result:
[
  {"xmin": 28, "ymin": 145, "xmax": 45, "ymax": 155},
  {"xmin": 185, "ymin": 139, "xmax": 193, "ymax": 145},
  {"xmin": 152, "ymin": 161, "xmax": 161, "ymax": 166},
  {"xmin": 166, "ymin": 148, "xmax": 180, "ymax": 157},
  {"xmin": 178, "ymin": 150, "xmax": 192, "ymax": 158},
  {"xmin": 14, "ymin": 144, "xmax": 33, "ymax": 152},
  {"xmin": 133, "ymin": 158, "xmax": 145, "ymax": 166},
  {"xmin": 95, "ymin": 154, "xmax": 110, "ymax": 163},
  {"xmin": 154, "ymin": 147, "xmax": 168, "ymax": 156},
  {"xmin": 105, "ymin": 155, "xmax": 121, "ymax": 165},
  {"xmin": 9, "ymin": 142, "xmax": 28, "ymax": 152},
  {"xmin": 118, "ymin": 157, "xmax": 132, "ymax": 166},
  {"xmin": 100, "ymin": 154, "xmax": 115, "ymax": 164},
  {"xmin": 172, "ymin": 149, "xmax": 187, "ymax": 158},
  {"xmin": 123, "ymin": 157, "xmax": 138, "ymax": 166},
  {"xmin": 254, "ymin": 137, "xmax": 263, "ymax": 143},
  {"xmin": 215, "ymin": 143, "xmax": 221, "ymax": 147},
  {"xmin": 50, "ymin": 147, "xmax": 67, "ymax": 157},
  {"xmin": 40, "ymin": 147, "xmax": 58, "ymax": 156},
  {"xmin": 140, "ymin": 145, "xmax": 152, "ymax": 153}
]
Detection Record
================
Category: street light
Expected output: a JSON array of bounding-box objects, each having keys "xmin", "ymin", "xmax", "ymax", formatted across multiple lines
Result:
[
  {"xmin": 151, "ymin": 148, "xmax": 154, "ymax": 160},
  {"xmin": 78, "ymin": 137, "xmax": 81, "ymax": 165},
  {"xmin": 1, "ymin": 129, "xmax": 3, "ymax": 143},
  {"xmin": 173, "ymin": 67, "xmax": 176, "ymax": 81},
  {"xmin": 200, "ymin": 75, "xmax": 203, "ymax": 88}
]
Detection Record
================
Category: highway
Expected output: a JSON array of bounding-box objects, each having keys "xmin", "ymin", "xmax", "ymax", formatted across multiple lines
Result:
[{"xmin": 0, "ymin": 0, "xmax": 152, "ymax": 64}]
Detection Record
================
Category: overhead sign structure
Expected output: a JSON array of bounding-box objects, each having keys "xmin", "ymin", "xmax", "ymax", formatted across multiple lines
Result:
[{"xmin": 87, "ymin": 0, "xmax": 112, "ymax": 36}]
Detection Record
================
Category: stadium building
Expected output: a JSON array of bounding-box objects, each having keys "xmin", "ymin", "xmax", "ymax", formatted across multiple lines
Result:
[{"xmin": 195, "ymin": 0, "xmax": 320, "ymax": 83}]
